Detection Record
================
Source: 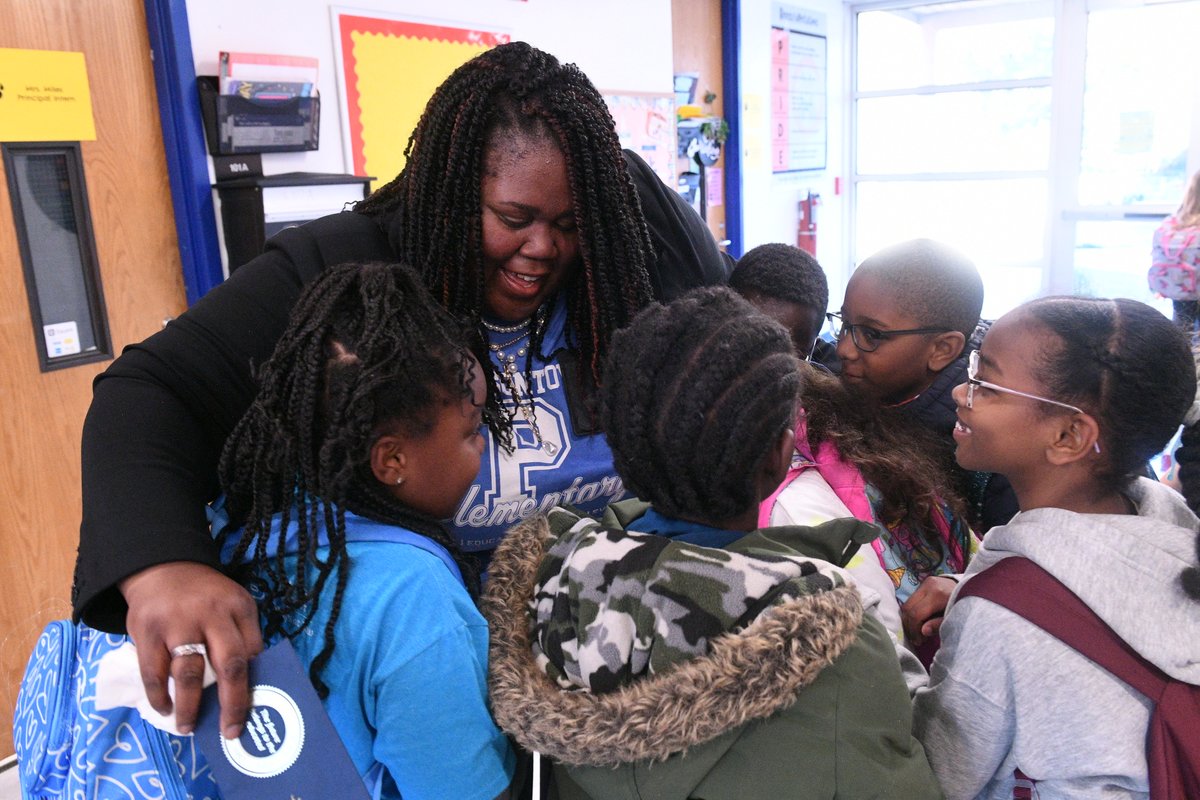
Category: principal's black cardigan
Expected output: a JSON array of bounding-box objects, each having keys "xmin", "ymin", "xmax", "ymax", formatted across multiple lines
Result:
[{"xmin": 73, "ymin": 150, "xmax": 730, "ymax": 632}]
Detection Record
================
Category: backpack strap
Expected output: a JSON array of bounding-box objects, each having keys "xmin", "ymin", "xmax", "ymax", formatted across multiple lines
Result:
[
  {"xmin": 957, "ymin": 557, "xmax": 1169, "ymax": 698},
  {"xmin": 957, "ymin": 557, "xmax": 1178, "ymax": 798}
]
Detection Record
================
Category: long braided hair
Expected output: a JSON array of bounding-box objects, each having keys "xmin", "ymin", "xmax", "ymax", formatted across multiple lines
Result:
[
  {"xmin": 356, "ymin": 42, "xmax": 655, "ymax": 440},
  {"xmin": 601, "ymin": 287, "xmax": 803, "ymax": 523},
  {"xmin": 219, "ymin": 262, "xmax": 480, "ymax": 697}
]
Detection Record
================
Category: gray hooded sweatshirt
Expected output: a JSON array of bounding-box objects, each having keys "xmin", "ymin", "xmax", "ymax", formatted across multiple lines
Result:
[{"xmin": 913, "ymin": 478, "xmax": 1200, "ymax": 799}]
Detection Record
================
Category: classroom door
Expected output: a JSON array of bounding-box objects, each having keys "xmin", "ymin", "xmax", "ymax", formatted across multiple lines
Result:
[
  {"xmin": 0, "ymin": 0, "xmax": 188, "ymax": 760},
  {"xmin": 672, "ymin": 0, "xmax": 728, "ymax": 249}
]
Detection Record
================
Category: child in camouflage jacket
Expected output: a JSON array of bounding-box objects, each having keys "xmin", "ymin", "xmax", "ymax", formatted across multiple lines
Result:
[{"xmin": 482, "ymin": 288, "xmax": 940, "ymax": 800}]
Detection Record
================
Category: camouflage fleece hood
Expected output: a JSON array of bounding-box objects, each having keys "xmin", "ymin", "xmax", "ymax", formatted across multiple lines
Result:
[{"xmin": 482, "ymin": 506, "xmax": 865, "ymax": 768}]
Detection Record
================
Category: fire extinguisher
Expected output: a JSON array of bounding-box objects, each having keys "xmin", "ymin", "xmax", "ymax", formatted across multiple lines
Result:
[{"xmin": 797, "ymin": 191, "xmax": 819, "ymax": 257}]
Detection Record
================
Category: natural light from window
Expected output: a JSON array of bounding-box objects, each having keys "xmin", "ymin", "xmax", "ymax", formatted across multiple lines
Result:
[{"xmin": 853, "ymin": 0, "xmax": 1199, "ymax": 320}]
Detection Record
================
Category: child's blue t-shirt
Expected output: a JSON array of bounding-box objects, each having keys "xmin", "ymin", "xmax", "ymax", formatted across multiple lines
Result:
[
  {"xmin": 272, "ymin": 533, "xmax": 513, "ymax": 800},
  {"xmin": 452, "ymin": 296, "xmax": 626, "ymax": 551}
]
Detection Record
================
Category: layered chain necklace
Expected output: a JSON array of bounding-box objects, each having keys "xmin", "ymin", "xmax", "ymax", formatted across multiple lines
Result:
[{"xmin": 483, "ymin": 306, "xmax": 557, "ymax": 455}]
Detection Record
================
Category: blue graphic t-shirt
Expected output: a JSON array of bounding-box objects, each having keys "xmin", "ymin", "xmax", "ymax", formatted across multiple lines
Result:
[{"xmin": 451, "ymin": 297, "xmax": 626, "ymax": 551}]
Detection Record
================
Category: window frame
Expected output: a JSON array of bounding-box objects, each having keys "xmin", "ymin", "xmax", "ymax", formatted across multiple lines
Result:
[
  {"xmin": 847, "ymin": 0, "xmax": 1200, "ymax": 313},
  {"xmin": 2, "ymin": 140, "xmax": 113, "ymax": 372}
]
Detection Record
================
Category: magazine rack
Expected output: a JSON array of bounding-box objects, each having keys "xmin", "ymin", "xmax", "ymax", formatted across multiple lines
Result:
[{"xmin": 197, "ymin": 76, "xmax": 319, "ymax": 155}]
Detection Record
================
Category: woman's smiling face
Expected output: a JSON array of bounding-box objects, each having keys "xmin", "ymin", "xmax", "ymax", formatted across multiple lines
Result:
[{"xmin": 480, "ymin": 134, "xmax": 580, "ymax": 322}]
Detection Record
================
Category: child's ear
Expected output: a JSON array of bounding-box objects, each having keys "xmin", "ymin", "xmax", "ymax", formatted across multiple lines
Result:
[
  {"xmin": 926, "ymin": 331, "xmax": 966, "ymax": 373},
  {"xmin": 761, "ymin": 427, "xmax": 797, "ymax": 491},
  {"xmin": 370, "ymin": 434, "xmax": 409, "ymax": 487},
  {"xmin": 1045, "ymin": 413, "xmax": 1103, "ymax": 466}
]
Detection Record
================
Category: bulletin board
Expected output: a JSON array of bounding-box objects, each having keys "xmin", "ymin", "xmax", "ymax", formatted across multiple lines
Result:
[
  {"xmin": 332, "ymin": 11, "xmax": 510, "ymax": 189},
  {"xmin": 770, "ymin": 3, "xmax": 827, "ymax": 173},
  {"xmin": 603, "ymin": 93, "xmax": 676, "ymax": 187}
]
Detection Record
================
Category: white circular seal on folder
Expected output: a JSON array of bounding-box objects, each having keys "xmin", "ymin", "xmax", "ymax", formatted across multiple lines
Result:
[{"xmin": 220, "ymin": 684, "xmax": 305, "ymax": 778}]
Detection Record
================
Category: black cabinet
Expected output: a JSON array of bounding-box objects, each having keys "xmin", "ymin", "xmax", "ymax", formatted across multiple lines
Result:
[{"xmin": 215, "ymin": 172, "xmax": 372, "ymax": 270}]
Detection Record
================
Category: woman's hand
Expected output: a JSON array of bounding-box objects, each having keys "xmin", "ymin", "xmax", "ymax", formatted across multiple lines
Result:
[
  {"xmin": 900, "ymin": 574, "xmax": 958, "ymax": 646},
  {"xmin": 120, "ymin": 561, "xmax": 263, "ymax": 738}
]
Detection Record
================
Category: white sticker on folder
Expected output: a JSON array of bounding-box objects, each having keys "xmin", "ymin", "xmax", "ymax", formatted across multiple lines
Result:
[{"xmin": 44, "ymin": 321, "xmax": 81, "ymax": 357}]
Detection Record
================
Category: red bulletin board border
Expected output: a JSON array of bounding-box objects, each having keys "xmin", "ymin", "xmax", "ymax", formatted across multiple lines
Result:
[{"xmin": 336, "ymin": 14, "xmax": 510, "ymax": 177}]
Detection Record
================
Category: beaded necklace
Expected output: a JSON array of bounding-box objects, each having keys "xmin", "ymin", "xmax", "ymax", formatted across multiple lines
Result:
[{"xmin": 485, "ymin": 305, "xmax": 557, "ymax": 455}]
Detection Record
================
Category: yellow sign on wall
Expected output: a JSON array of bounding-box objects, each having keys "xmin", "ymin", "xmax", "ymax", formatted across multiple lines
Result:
[
  {"xmin": 0, "ymin": 48, "xmax": 96, "ymax": 142},
  {"xmin": 336, "ymin": 14, "xmax": 508, "ymax": 191}
]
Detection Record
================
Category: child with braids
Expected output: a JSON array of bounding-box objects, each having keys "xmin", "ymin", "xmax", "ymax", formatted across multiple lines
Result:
[
  {"xmin": 217, "ymin": 261, "xmax": 513, "ymax": 799},
  {"xmin": 75, "ymin": 41, "xmax": 728, "ymax": 737},
  {"xmin": 913, "ymin": 297, "xmax": 1200, "ymax": 799},
  {"xmin": 483, "ymin": 287, "xmax": 941, "ymax": 798}
]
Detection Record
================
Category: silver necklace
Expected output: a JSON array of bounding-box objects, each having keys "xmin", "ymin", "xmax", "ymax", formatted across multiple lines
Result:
[
  {"xmin": 481, "ymin": 317, "xmax": 531, "ymax": 334},
  {"xmin": 496, "ymin": 360, "xmax": 558, "ymax": 456}
]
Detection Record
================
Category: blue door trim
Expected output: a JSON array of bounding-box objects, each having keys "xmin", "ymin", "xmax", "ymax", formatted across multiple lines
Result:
[
  {"xmin": 720, "ymin": 0, "xmax": 743, "ymax": 259},
  {"xmin": 144, "ymin": 0, "xmax": 223, "ymax": 304}
]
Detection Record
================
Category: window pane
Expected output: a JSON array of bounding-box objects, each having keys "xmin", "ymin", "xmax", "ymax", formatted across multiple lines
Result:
[
  {"xmin": 1073, "ymin": 219, "xmax": 1172, "ymax": 317},
  {"xmin": 11, "ymin": 153, "xmax": 99, "ymax": 352},
  {"xmin": 857, "ymin": 88, "xmax": 1051, "ymax": 174},
  {"xmin": 858, "ymin": 4, "xmax": 1053, "ymax": 92},
  {"xmin": 855, "ymin": 179, "xmax": 1046, "ymax": 318},
  {"xmin": 1078, "ymin": 1, "xmax": 1200, "ymax": 206}
]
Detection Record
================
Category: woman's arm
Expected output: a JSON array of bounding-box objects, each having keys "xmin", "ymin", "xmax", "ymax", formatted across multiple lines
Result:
[
  {"xmin": 74, "ymin": 244, "xmax": 312, "ymax": 629},
  {"xmin": 73, "ymin": 211, "xmax": 392, "ymax": 735},
  {"xmin": 73, "ymin": 243, "xmax": 311, "ymax": 736},
  {"xmin": 621, "ymin": 149, "xmax": 731, "ymax": 301}
]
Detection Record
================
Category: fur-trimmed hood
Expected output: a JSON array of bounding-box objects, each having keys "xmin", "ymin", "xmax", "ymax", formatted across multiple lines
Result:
[{"xmin": 481, "ymin": 513, "xmax": 865, "ymax": 769}]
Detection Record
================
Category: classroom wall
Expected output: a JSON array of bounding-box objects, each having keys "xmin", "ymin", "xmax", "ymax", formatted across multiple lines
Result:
[
  {"xmin": 184, "ymin": 0, "xmax": 855, "ymax": 288},
  {"xmin": 735, "ymin": 0, "xmax": 850, "ymax": 303},
  {"xmin": 185, "ymin": 0, "xmax": 676, "ymax": 179}
]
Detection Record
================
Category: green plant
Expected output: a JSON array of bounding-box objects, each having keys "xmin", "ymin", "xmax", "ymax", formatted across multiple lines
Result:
[{"xmin": 700, "ymin": 118, "xmax": 729, "ymax": 145}]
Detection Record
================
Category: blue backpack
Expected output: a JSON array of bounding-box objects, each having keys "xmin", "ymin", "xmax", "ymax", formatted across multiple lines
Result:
[
  {"xmin": 13, "ymin": 620, "xmax": 220, "ymax": 800},
  {"xmin": 13, "ymin": 520, "xmax": 463, "ymax": 800}
]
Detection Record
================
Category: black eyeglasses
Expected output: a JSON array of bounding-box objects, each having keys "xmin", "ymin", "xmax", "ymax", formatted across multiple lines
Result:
[{"xmin": 826, "ymin": 312, "xmax": 952, "ymax": 353}]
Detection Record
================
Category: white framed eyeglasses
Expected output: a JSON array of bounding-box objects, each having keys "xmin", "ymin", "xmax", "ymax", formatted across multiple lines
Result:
[{"xmin": 965, "ymin": 350, "xmax": 1085, "ymax": 413}]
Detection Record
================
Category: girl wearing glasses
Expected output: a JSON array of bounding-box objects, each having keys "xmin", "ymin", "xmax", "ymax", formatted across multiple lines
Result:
[{"xmin": 913, "ymin": 296, "xmax": 1200, "ymax": 799}]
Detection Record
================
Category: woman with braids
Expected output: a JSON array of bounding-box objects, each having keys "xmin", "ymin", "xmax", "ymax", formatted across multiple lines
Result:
[
  {"xmin": 483, "ymin": 287, "xmax": 941, "ymax": 798},
  {"xmin": 72, "ymin": 41, "xmax": 728, "ymax": 739},
  {"xmin": 913, "ymin": 297, "xmax": 1200, "ymax": 798},
  {"xmin": 216, "ymin": 261, "xmax": 512, "ymax": 798}
]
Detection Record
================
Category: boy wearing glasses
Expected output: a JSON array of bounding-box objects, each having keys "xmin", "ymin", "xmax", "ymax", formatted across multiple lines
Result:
[
  {"xmin": 831, "ymin": 239, "xmax": 1018, "ymax": 644},
  {"xmin": 832, "ymin": 239, "xmax": 981, "ymax": 411}
]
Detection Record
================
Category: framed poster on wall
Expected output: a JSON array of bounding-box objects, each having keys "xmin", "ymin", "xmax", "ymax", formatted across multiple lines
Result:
[
  {"xmin": 331, "ymin": 10, "xmax": 510, "ymax": 191},
  {"xmin": 770, "ymin": 3, "xmax": 827, "ymax": 173}
]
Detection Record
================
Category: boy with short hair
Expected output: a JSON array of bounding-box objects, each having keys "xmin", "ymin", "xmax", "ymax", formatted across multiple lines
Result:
[
  {"xmin": 729, "ymin": 242, "xmax": 839, "ymax": 371},
  {"xmin": 832, "ymin": 239, "xmax": 1017, "ymax": 641}
]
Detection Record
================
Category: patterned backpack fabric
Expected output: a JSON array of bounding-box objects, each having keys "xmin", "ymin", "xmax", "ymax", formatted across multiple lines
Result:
[
  {"xmin": 13, "ymin": 512, "xmax": 463, "ymax": 800},
  {"xmin": 13, "ymin": 619, "xmax": 220, "ymax": 799},
  {"xmin": 1149, "ymin": 216, "xmax": 1200, "ymax": 301}
]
